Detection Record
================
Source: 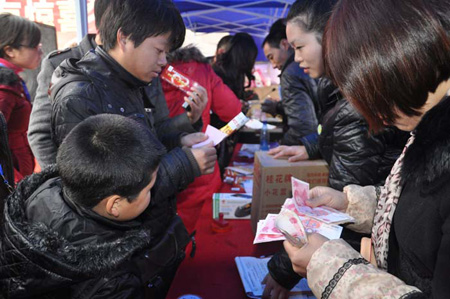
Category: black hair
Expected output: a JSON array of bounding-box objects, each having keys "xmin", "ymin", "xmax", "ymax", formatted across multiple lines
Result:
[
  {"xmin": 286, "ymin": 0, "xmax": 336, "ymax": 44},
  {"xmin": 99, "ymin": 0, "xmax": 185, "ymax": 52},
  {"xmin": 0, "ymin": 13, "xmax": 41, "ymax": 58},
  {"xmin": 213, "ymin": 33, "xmax": 257, "ymax": 99},
  {"xmin": 216, "ymin": 35, "xmax": 233, "ymax": 53},
  {"xmin": 57, "ymin": 114, "xmax": 166, "ymax": 208},
  {"xmin": 324, "ymin": 0, "xmax": 450, "ymax": 132},
  {"xmin": 94, "ymin": 0, "xmax": 111, "ymax": 29},
  {"xmin": 262, "ymin": 18, "xmax": 287, "ymax": 48}
]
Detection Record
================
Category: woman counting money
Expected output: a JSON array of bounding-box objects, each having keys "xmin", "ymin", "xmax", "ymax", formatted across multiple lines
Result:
[{"xmin": 283, "ymin": 0, "xmax": 450, "ymax": 298}]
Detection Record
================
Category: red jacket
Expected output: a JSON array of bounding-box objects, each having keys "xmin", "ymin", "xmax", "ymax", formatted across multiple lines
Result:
[
  {"xmin": 161, "ymin": 47, "xmax": 242, "ymax": 231},
  {"xmin": 0, "ymin": 59, "xmax": 34, "ymax": 180}
]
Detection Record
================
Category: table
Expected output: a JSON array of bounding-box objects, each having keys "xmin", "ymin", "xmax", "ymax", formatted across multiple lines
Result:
[
  {"xmin": 166, "ymin": 185, "xmax": 282, "ymax": 299},
  {"xmin": 167, "ymin": 146, "xmax": 282, "ymax": 299}
]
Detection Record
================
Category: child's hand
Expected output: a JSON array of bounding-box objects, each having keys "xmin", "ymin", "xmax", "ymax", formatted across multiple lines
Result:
[{"xmin": 284, "ymin": 233, "xmax": 329, "ymax": 276}]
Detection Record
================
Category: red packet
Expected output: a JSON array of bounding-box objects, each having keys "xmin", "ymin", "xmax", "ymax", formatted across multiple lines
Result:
[{"xmin": 161, "ymin": 65, "xmax": 202, "ymax": 110}]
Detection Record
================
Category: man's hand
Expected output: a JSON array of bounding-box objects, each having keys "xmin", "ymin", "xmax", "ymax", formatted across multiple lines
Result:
[
  {"xmin": 268, "ymin": 145, "xmax": 309, "ymax": 162},
  {"xmin": 185, "ymin": 84, "xmax": 208, "ymax": 124},
  {"xmin": 261, "ymin": 98, "xmax": 279, "ymax": 117},
  {"xmin": 181, "ymin": 132, "xmax": 208, "ymax": 148},
  {"xmin": 308, "ymin": 187, "xmax": 349, "ymax": 212},
  {"xmin": 284, "ymin": 234, "xmax": 329, "ymax": 277},
  {"xmin": 190, "ymin": 146, "xmax": 217, "ymax": 175},
  {"xmin": 262, "ymin": 274, "xmax": 290, "ymax": 299}
]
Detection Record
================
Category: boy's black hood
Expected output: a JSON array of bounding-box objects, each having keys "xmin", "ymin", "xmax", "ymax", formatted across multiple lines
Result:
[{"xmin": 0, "ymin": 166, "xmax": 153, "ymax": 298}]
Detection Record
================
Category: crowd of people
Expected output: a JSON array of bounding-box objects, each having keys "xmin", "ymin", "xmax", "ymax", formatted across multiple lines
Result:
[{"xmin": 0, "ymin": 0, "xmax": 448, "ymax": 298}]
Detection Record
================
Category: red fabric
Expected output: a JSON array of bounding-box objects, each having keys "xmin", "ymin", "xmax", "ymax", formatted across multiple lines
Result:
[
  {"xmin": 162, "ymin": 60, "xmax": 242, "ymax": 232},
  {"xmin": 167, "ymin": 177, "xmax": 281, "ymax": 299},
  {"xmin": 0, "ymin": 61, "xmax": 34, "ymax": 178}
]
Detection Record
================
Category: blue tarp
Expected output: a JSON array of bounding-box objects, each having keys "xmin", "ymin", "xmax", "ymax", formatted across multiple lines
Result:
[{"xmin": 173, "ymin": 0, "xmax": 295, "ymax": 61}]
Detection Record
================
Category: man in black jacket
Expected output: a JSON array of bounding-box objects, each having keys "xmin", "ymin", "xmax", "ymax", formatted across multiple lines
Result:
[
  {"xmin": 50, "ymin": 0, "xmax": 216, "ymax": 191},
  {"xmin": 28, "ymin": 0, "xmax": 205, "ymax": 168},
  {"xmin": 0, "ymin": 114, "xmax": 190, "ymax": 298},
  {"xmin": 262, "ymin": 18, "xmax": 318, "ymax": 145}
]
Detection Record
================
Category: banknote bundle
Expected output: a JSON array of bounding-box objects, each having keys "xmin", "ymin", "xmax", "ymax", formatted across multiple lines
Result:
[{"xmin": 253, "ymin": 177, "xmax": 354, "ymax": 245}]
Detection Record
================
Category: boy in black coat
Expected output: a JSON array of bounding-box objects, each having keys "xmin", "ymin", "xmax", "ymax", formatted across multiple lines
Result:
[{"xmin": 0, "ymin": 114, "xmax": 189, "ymax": 298}]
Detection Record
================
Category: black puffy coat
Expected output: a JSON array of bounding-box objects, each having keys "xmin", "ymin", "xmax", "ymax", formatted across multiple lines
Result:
[
  {"xmin": 302, "ymin": 78, "xmax": 408, "ymax": 190},
  {"xmin": 0, "ymin": 167, "xmax": 189, "ymax": 298},
  {"xmin": 278, "ymin": 54, "xmax": 318, "ymax": 145},
  {"xmin": 50, "ymin": 46, "xmax": 200, "ymax": 208}
]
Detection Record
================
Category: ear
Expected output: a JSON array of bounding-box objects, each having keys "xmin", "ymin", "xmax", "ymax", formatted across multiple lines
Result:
[
  {"xmin": 217, "ymin": 48, "xmax": 226, "ymax": 55},
  {"xmin": 280, "ymin": 39, "xmax": 290, "ymax": 51},
  {"xmin": 105, "ymin": 195, "xmax": 125, "ymax": 218},
  {"xmin": 116, "ymin": 28, "xmax": 128, "ymax": 50},
  {"xmin": 3, "ymin": 45, "xmax": 15, "ymax": 59}
]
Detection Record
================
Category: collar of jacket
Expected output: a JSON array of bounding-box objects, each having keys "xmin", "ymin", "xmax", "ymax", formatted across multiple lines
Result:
[
  {"xmin": 78, "ymin": 33, "xmax": 97, "ymax": 55},
  {"xmin": 94, "ymin": 45, "xmax": 150, "ymax": 88},
  {"xmin": 280, "ymin": 52, "xmax": 295, "ymax": 76},
  {"xmin": 402, "ymin": 95, "xmax": 450, "ymax": 187},
  {"xmin": 3, "ymin": 166, "xmax": 154, "ymax": 279},
  {"xmin": 317, "ymin": 77, "xmax": 341, "ymax": 117}
]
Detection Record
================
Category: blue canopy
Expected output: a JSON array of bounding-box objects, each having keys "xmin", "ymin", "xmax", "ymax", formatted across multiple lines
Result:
[{"xmin": 173, "ymin": 0, "xmax": 296, "ymax": 61}]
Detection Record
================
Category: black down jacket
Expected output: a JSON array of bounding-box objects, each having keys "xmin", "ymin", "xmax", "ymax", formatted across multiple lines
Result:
[
  {"xmin": 0, "ymin": 167, "xmax": 189, "ymax": 298},
  {"xmin": 303, "ymin": 78, "xmax": 408, "ymax": 190},
  {"xmin": 50, "ymin": 46, "xmax": 200, "ymax": 202},
  {"xmin": 279, "ymin": 54, "xmax": 318, "ymax": 145}
]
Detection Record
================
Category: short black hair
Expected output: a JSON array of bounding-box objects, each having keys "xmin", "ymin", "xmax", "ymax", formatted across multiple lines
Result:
[
  {"xmin": 262, "ymin": 18, "xmax": 287, "ymax": 49},
  {"xmin": 0, "ymin": 13, "xmax": 41, "ymax": 58},
  {"xmin": 94, "ymin": 0, "xmax": 111, "ymax": 29},
  {"xmin": 99, "ymin": 0, "xmax": 185, "ymax": 52},
  {"xmin": 324, "ymin": 0, "xmax": 450, "ymax": 132},
  {"xmin": 57, "ymin": 114, "xmax": 166, "ymax": 208},
  {"xmin": 286, "ymin": 0, "xmax": 336, "ymax": 44}
]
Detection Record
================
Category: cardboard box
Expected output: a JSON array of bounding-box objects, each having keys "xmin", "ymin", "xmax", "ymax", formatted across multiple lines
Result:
[
  {"xmin": 213, "ymin": 193, "xmax": 252, "ymax": 219},
  {"xmin": 251, "ymin": 151, "xmax": 329, "ymax": 231}
]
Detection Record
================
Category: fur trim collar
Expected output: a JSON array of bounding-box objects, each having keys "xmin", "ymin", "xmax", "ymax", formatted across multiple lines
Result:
[
  {"xmin": 4, "ymin": 166, "xmax": 153, "ymax": 278},
  {"xmin": 167, "ymin": 45, "xmax": 208, "ymax": 64},
  {"xmin": 402, "ymin": 96, "xmax": 450, "ymax": 186}
]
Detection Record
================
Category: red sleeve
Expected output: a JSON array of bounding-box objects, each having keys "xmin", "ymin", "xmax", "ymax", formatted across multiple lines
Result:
[{"xmin": 208, "ymin": 65, "xmax": 242, "ymax": 122}]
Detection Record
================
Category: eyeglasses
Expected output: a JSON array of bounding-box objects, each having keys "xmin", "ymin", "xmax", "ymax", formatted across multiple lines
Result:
[{"xmin": 18, "ymin": 43, "xmax": 42, "ymax": 50}]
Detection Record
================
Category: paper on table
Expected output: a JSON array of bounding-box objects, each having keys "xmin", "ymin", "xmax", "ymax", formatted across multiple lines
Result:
[
  {"xmin": 192, "ymin": 125, "xmax": 227, "ymax": 148},
  {"xmin": 235, "ymin": 256, "xmax": 316, "ymax": 298}
]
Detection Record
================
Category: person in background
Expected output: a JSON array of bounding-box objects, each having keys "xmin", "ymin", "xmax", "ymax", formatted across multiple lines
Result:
[
  {"xmin": 285, "ymin": 0, "xmax": 450, "ymax": 297},
  {"xmin": 262, "ymin": 18, "xmax": 318, "ymax": 146},
  {"xmin": 209, "ymin": 34, "xmax": 232, "ymax": 64},
  {"xmin": 0, "ymin": 13, "xmax": 42, "ymax": 182},
  {"xmin": 0, "ymin": 114, "xmax": 189, "ymax": 298},
  {"xmin": 162, "ymin": 45, "xmax": 242, "ymax": 232},
  {"xmin": 262, "ymin": 0, "xmax": 408, "ymax": 297},
  {"xmin": 212, "ymin": 32, "xmax": 258, "ymax": 173},
  {"xmin": 213, "ymin": 32, "xmax": 258, "ymax": 103},
  {"xmin": 28, "ymin": 0, "xmax": 205, "ymax": 169}
]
